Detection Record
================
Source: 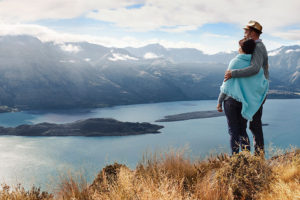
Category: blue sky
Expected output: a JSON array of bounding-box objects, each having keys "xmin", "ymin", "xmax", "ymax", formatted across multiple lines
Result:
[{"xmin": 0, "ymin": 0, "xmax": 299, "ymax": 54}]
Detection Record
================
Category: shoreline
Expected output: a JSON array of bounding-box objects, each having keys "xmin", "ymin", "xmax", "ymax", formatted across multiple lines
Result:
[{"xmin": 2, "ymin": 96, "xmax": 300, "ymax": 114}]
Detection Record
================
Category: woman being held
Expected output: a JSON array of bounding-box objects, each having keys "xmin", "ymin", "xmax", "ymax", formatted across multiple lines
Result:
[{"xmin": 217, "ymin": 39, "xmax": 269, "ymax": 155}]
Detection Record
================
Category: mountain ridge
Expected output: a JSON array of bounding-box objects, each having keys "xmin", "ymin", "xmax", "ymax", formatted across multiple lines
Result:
[{"xmin": 0, "ymin": 35, "xmax": 299, "ymax": 110}]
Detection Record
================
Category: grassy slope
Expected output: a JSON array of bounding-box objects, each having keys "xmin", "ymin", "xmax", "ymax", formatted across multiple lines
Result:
[{"xmin": 1, "ymin": 149, "xmax": 299, "ymax": 200}]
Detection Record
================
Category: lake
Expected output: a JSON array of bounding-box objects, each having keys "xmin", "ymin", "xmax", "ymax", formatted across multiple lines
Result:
[{"xmin": 0, "ymin": 99, "xmax": 299, "ymax": 190}]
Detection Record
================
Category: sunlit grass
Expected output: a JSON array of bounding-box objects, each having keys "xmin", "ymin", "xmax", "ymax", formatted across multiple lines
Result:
[{"xmin": 1, "ymin": 147, "xmax": 299, "ymax": 200}]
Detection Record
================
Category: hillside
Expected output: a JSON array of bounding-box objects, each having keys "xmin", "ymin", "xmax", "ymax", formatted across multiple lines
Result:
[
  {"xmin": 0, "ymin": 148, "xmax": 299, "ymax": 199},
  {"xmin": 0, "ymin": 35, "xmax": 299, "ymax": 110}
]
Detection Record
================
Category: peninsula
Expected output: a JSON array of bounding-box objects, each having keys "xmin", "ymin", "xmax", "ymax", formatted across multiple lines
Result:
[
  {"xmin": 0, "ymin": 118, "xmax": 164, "ymax": 136},
  {"xmin": 156, "ymin": 110, "xmax": 269, "ymax": 126},
  {"xmin": 156, "ymin": 110, "xmax": 225, "ymax": 122}
]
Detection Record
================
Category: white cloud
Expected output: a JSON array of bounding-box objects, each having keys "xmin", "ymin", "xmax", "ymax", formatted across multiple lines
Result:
[
  {"xmin": 285, "ymin": 49, "xmax": 300, "ymax": 54},
  {"xmin": 0, "ymin": 0, "xmax": 139, "ymax": 23},
  {"xmin": 263, "ymin": 39, "xmax": 290, "ymax": 53},
  {"xmin": 0, "ymin": 0, "xmax": 298, "ymax": 54},
  {"xmin": 0, "ymin": 23, "xmax": 235, "ymax": 54},
  {"xmin": 0, "ymin": 23, "xmax": 289, "ymax": 54},
  {"xmin": 268, "ymin": 50, "xmax": 281, "ymax": 56},
  {"xmin": 108, "ymin": 53, "xmax": 139, "ymax": 61},
  {"xmin": 273, "ymin": 30, "xmax": 300, "ymax": 40},
  {"xmin": 268, "ymin": 47, "xmax": 283, "ymax": 56},
  {"xmin": 86, "ymin": 0, "xmax": 300, "ymax": 34},
  {"xmin": 139, "ymin": 71, "xmax": 147, "ymax": 76},
  {"xmin": 159, "ymin": 25, "xmax": 198, "ymax": 33},
  {"xmin": 158, "ymin": 39, "xmax": 237, "ymax": 54},
  {"xmin": 144, "ymin": 52, "xmax": 159, "ymax": 59},
  {"xmin": 0, "ymin": 0, "xmax": 299, "ymax": 37},
  {"xmin": 60, "ymin": 44, "xmax": 81, "ymax": 53},
  {"xmin": 0, "ymin": 23, "xmax": 145, "ymax": 46},
  {"xmin": 202, "ymin": 33, "xmax": 231, "ymax": 39},
  {"xmin": 59, "ymin": 59, "xmax": 76, "ymax": 63}
]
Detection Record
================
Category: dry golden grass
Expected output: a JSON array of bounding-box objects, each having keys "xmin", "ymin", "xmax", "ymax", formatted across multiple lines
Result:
[
  {"xmin": 55, "ymin": 172, "xmax": 91, "ymax": 200},
  {"xmin": 0, "ymin": 184, "xmax": 53, "ymax": 200},
  {"xmin": 258, "ymin": 149, "xmax": 300, "ymax": 200},
  {"xmin": 0, "ymin": 148, "xmax": 299, "ymax": 200}
]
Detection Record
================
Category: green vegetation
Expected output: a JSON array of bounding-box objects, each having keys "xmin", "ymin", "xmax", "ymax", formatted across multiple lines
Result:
[{"xmin": 1, "ymin": 148, "xmax": 299, "ymax": 200}]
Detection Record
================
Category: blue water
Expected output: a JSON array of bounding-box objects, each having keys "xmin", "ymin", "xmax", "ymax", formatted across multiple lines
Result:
[{"xmin": 0, "ymin": 99, "xmax": 299, "ymax": 190}]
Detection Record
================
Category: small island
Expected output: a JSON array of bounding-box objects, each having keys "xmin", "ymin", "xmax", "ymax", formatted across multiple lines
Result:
[
  {"xmin": 0, "ymin": 118, "xmax": 164, "ymax": 136},
  {"xmin": 0, "ymin": 106, "xmax": 19, "ymax": 113}
]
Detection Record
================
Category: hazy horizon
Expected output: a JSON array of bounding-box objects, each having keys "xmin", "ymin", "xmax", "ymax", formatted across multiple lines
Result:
[{"xmin": 0, "ymin": 0, "xmax": 299, "ymax": 54}]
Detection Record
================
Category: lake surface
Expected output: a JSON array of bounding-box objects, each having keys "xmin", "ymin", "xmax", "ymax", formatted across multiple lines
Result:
[{"xmin": 0, "ymin": 99, "xmax": 299, "ymax": 190}]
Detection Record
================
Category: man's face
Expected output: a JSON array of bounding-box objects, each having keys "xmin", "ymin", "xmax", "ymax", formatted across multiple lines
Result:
[{"xmin": 244, "ymin": 29, "xmax": 252, "ymax": 39}]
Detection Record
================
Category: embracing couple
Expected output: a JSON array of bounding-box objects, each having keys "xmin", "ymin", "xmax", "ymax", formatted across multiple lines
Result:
[{"xmin": 217, "ymin": 21, "xmax": 269, "ymax": 156}]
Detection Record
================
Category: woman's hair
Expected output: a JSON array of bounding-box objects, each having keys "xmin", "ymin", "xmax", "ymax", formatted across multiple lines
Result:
[{"xmin": 239, "ymin": 38, "xmax": 256, "ymax": 54}]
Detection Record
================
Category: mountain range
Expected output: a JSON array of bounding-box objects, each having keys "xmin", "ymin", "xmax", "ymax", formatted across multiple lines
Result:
[{"xmin": 0, "ymin": 35, "xmax": 299, "ymax": 110}]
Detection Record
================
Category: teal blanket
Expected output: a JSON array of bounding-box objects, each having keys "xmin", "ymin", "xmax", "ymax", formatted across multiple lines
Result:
[{"xmin": 220, "ymin": 54, "xmax": 269, "ymax": 121}]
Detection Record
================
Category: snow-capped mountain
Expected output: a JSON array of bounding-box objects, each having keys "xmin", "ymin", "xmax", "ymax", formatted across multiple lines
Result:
[{"xmin": 0, "ymin": 35, "xmax": 299, "ymax": 110}]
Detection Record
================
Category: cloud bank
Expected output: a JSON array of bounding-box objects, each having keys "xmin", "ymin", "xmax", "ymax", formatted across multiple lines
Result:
[
  {"xmin": 0, "ymin": 0, "xmax": 299, "ymax": 34},
  {"xmin": 0, "ymin": 23, "xmax": 237, "ymax": 54},
  {"xmin": 0, "ymin": 0, "xmax": 299, "ymax": 53}
]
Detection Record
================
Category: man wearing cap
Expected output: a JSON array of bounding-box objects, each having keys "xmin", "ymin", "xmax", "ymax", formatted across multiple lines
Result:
[{"xmin": 224, "ymin": 20, "xmax": 269, "ymax": 155}]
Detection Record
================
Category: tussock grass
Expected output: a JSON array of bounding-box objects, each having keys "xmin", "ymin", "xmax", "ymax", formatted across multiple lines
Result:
[
  {"xmin": 0, "ymin": 148, "xmax": 299, "ymax": 200},
  {"xmin": 0, "ymin": 184, "xmax": 53, "ymax": 200},
  {"xmin": 55, "ymin": 172, "xmax": 91, "ymax": 200}
]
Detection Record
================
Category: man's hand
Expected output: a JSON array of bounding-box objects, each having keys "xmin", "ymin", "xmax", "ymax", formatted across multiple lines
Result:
[
  {"xmin": 217, "ymin": 104, "xmax": 223, "ymax": 112},
  {"xmin": 224, "ymin": 70, "xmax": 232, "ymax": 82}
]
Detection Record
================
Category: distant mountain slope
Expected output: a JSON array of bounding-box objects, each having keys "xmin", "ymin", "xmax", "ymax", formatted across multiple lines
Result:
[
  {"xmin": 0, "ymin": 35, "xmax": 299, "ymax": 110},
  {"xmin": 125, "ymin": 43, "xmax": 237, "ymax": 63},
  {"xmin": 268, "ymin": 45, "xmax": 300, "ymax": 91}
]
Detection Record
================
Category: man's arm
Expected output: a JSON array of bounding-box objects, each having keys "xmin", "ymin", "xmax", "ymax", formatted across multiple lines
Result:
[
  {"xmin": 217, "ymin": 92, "xmax": 226, "ymax": 112},
  {"xmin": 224, "ymin": 47, "xmax": 263, "ymax": 81},
  {"xmin": 218, "ymin": 92, "xmax": 226, "ymax": 105}
]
